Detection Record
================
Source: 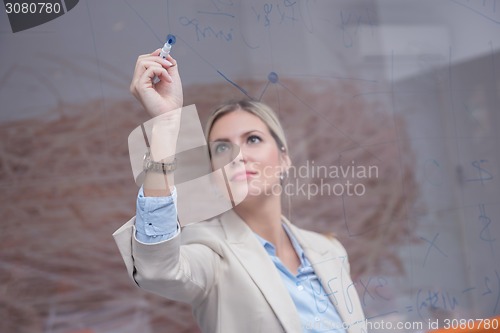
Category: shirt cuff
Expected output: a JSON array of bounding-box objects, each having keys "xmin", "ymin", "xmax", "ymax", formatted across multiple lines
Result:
[{"xmin": 135, "ymin": 186, "xmax": 179, "ymax": 243}]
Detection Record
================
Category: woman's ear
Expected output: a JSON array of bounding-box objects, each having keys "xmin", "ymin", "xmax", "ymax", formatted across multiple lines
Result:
[{"xmin": 280, "ymin": 152, "xmax": 291, "ymax": 173}]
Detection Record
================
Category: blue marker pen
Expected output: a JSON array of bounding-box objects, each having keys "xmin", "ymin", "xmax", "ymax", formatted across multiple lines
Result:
[{"xmin": 153, "ymin": 34, "xmax": 176, "ymax": 84}]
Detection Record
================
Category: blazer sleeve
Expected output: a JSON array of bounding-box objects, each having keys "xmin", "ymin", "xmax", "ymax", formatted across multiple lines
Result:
[{"xmin": 113, "ymin": 217, "xmax": 221, "ymax": 306}]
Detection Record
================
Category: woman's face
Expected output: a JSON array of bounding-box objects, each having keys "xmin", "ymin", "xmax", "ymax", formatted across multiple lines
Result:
[{"xmin": 208, "ymin": 109, "xmax": 289, "ymax": 200}]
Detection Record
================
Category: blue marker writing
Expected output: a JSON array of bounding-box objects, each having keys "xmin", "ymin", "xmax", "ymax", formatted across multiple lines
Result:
[{"xmin": 153, "ymin": 34, "xmax": 176, "ymax": 84}]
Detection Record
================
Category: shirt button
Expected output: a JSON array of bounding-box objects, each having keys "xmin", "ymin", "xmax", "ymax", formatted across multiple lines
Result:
[{"xmin": 297, "ymin": 284, "xmax": 304, "ymax": 291}]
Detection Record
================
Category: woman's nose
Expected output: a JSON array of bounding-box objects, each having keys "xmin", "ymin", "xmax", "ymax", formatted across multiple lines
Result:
[
  {"xmin": 232, "ymin": 147, "xmax": 248, "ymax": 166},
  {"xmin": 232, "ymin": 153, "xmax": 246, "ymax": 165}
]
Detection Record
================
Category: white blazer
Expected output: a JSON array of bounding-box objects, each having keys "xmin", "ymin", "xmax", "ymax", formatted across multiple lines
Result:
[{"xmin": 113, "ymin": 209, "xmax": 367, "ymax": 333}]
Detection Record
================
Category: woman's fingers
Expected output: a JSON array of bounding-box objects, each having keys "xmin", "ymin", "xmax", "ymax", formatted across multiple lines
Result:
[
  {"xmin": 135, "ymin": 56, "xmax": 173, "ymax": 76},
  {"xmin": 163, "ymin": 55, "xmax": 180, "ymax": 80},
  {"xmin": 132, "ymin": 56, "xmax": 174, "ymax": 85},
  {"xmin": 139, "ymin": 60, "xmax": 168, "ymax": 73},
  {"xmin": 155, "ymin": 67, "xmax": 173, "ymax": 83},
  {"xmin": 129, "ymin": 49, "xmax": 182, "ymax": 115},
  {"xmin": 130, "ymin": 58, "xmax": 175, "ymax": 93},
  {"xmin": 165, "ymin": 54, "xmax": 177, "ymax": 66},
  {"xmin": 139, "ymin": 66, "xmax": 172, "ymax": 87},
  {"xmin": 133, "ymin": 49, "xmax": 172, "ymax": 76}
]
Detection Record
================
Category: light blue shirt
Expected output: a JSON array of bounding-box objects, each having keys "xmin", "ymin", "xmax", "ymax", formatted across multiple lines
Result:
[
  {"xmin": 254, "ymin": 225, "xmax": 347, "ymax": 333},
  {"xmin": 135, "ymin": 186, "xmax": 179, "ymax": 243},
  {"xmin": 135, "ymin": 187, "xmax": 347, "ymax": 332}
]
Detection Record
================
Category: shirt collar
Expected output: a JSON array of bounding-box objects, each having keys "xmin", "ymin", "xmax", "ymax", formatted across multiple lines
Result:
[{"xmin": 253, "ymin": 223, "xmax": 307, "ymax": 267}]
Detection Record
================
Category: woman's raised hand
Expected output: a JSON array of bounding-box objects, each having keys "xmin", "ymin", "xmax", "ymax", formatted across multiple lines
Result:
[{"xmin": 130, "ymin": 49, "xmax": 183, "ymax": 118}]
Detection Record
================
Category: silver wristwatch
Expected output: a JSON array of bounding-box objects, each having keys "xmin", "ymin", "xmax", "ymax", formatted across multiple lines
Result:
[{"xmin": 143, "ymin": 149, "xmax": 177, "ymax": 173}]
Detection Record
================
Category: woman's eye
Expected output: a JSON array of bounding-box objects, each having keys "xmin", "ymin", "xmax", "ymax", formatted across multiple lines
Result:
[
  {"xmin": 214, "ymin": 142, "xmax": 229, "ymax": 154},
  {"xmin": 247, "ymin": 135, "xmax": 261, "ymax": 144}
]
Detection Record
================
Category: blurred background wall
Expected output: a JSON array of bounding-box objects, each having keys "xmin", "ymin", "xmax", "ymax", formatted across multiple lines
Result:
[{"xmin": 1, "ymin": 1, "xmax": 499, "ymax": 332}]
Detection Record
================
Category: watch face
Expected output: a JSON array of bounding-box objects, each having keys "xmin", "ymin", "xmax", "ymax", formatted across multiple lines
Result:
[{"xmin": 143, "ymin": 150, "xmax": 152, "ymax": 171}]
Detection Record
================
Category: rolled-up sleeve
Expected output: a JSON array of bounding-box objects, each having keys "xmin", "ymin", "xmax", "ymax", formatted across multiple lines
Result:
[{"xmin": 135, "ymin": 186, "xmax": 179, "ymax": 243}]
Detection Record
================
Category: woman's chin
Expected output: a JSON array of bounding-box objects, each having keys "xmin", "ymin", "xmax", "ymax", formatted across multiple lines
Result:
[{"xmin": 226, "ymin": 181, "xmax": 250, "ymax": 205}]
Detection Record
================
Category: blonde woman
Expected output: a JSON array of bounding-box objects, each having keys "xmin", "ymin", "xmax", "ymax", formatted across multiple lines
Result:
[{"xmin": 114, "ymin": 49, "xmax": 366, "ymax": 333}]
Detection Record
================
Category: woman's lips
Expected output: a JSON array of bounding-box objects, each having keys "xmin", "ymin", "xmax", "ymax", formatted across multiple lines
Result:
[{"xmin": 230, "ymin": 171, "xmax": 257, "ymax": 181}]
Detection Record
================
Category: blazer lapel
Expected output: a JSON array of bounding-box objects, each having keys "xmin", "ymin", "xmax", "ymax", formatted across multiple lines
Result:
[
  {"xmin": 286, "ymin": 222, "xmax": 366, "ymax": 333},
  {"xmin": 219, "ymin": 210, "xmax": 303, "ymax": 333}
]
